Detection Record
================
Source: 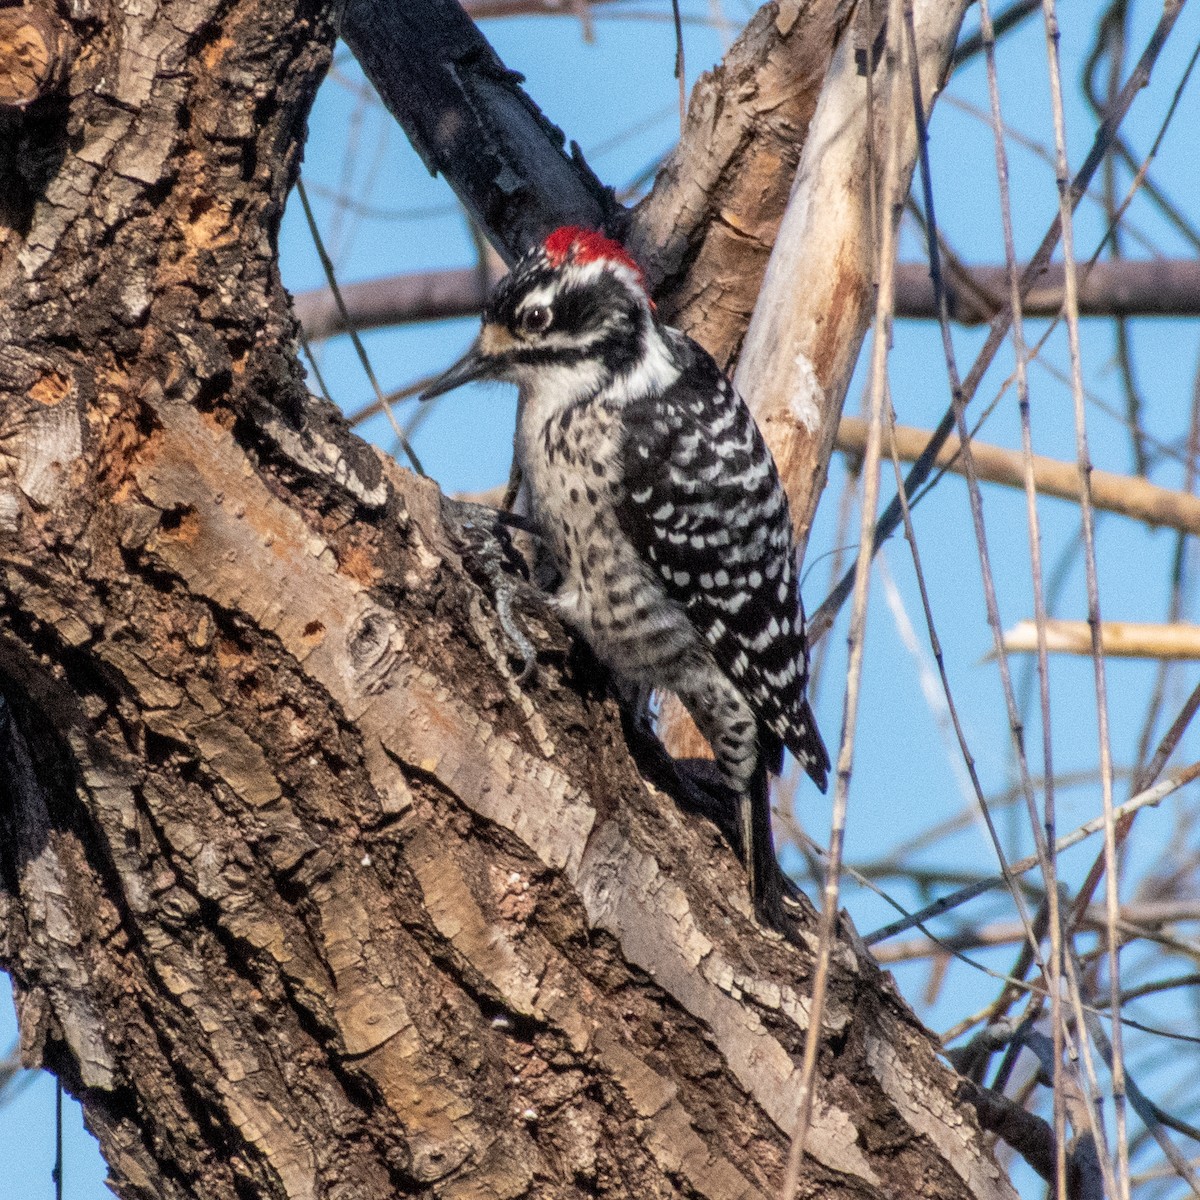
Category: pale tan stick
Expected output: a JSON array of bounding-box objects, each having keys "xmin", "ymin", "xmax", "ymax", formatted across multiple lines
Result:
[
  {"xmin": 1001, "ymin": 620, "xmax": 1200, "ymax": 659},
  {"xmin": 835, "ymin": 416, "xmax": 1200, "ymax": 536}
]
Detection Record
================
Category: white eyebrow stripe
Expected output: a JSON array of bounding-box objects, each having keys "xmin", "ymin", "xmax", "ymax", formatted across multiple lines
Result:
[{"xmin": 515, "ymin": 285, "xmax": 558, "ymax": 314}]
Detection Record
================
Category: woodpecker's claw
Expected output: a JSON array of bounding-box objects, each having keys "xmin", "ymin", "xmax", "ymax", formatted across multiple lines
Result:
[
  {"xmin": 440, "ymin": 496, "xmax": 543, "ymax": 684},
  {"xmin": 493, "ymin": 577, "xmax": 538, "ymax": 683}
]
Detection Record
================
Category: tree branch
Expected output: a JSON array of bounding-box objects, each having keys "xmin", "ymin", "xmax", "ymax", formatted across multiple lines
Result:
[
  {"xmin": 629, "ymin": 0, "xmax": 857, "ymax": 362},
  {"xmin": 339, "ymin": 0, "xmax": 620, "ymax": 263},
  {"xmin": 836, "ymin": 415, "xmax": 1200, "ymax": 536},
  {"xmin": 899, "ymin": 256, "xmax": 1200, "ymax": 322},
  {"xmin": 295, "ymin": 265, "xmax": 502, "ymax": 342},
  {"xmin": 1000, "ymin": 620, "xmax": 1200, "ymax": 659},
  {"xmin": 294, "ymin": 258, "xmax": 1200, "ymax": 343}
]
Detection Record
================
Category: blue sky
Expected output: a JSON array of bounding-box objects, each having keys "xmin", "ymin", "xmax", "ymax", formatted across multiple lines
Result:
[{"xmin": 5, "ymin": 1, "xmax": 1200, "ymax": 1194}]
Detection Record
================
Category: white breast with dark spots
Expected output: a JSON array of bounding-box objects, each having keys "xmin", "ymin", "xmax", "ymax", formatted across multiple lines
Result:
[{"xmin": 518, "ymin": 397, "xmax": 710, "ymax": 690}]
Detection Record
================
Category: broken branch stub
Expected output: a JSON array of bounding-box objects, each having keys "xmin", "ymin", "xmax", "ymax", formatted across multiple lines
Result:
[{"xmin": 0, "ymin": 6, "xmax": 69, "ymax": 107}]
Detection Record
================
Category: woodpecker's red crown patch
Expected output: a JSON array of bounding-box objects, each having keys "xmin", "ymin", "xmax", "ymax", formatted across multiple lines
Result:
[{"xmin": 542, "ymin": 226, "xmax": 646, "ymax": 289}]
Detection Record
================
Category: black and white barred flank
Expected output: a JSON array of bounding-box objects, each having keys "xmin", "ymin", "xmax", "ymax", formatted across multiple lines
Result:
[{"xmin": 615, "ymin": 339, "xmax": 828, "ymax": 789}]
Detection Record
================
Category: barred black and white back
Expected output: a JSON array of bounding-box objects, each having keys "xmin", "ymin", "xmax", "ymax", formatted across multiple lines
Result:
[{"xmin": 615, "ymin": 337, "xmax": 829, "ymax": 790}]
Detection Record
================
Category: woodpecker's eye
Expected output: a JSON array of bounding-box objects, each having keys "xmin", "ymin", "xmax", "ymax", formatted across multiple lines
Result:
[{"xmin": 518, "ymin": 304, "xmax": 553, "ymax": 336}]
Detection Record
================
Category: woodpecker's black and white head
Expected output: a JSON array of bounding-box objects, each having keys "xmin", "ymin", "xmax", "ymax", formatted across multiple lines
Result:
[{"xmin": 421, "ymin": 227, "xmax": 679, "ymax": 410}]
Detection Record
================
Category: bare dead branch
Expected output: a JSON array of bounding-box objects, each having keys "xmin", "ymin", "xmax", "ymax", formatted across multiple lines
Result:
[
  {"xmin": 724, "ymin": 0, "xmax": 970, "ymax": 556},
  {"xmin": 294, "ymin": 266, "xmax": 503, "ymax": 342},
  {"xmin": 897, "ymin": 257, "xmax": 1200, "ymax": 321},
  {"xmin": 294, "ymin": 257, "xmax": 1200, "ymax": 344},
  {"xmin": 339, "ymin": 0, "xmax": 619, "ymax": 263},
  {"xmin": 836, "ymin": 415, "xmax": 1200, "ymax": 536},
  {"xmin": 1000, "ymin": 621, "xmax": 1200, "ymax": 660}
]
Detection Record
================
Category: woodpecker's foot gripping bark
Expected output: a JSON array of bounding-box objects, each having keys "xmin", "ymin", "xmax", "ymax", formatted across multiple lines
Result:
[{"xmin": 440, "ymin": 497, "xmax": 543, "ymax": 683}]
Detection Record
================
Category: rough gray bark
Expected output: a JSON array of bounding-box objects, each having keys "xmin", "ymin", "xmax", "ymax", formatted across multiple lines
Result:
[{"xmin": 0, "ymin": 0, "xmax": 1022, "ymax": 1196}]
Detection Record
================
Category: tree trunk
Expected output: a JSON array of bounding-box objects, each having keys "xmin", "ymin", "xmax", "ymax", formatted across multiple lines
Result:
[{"xmin": 0, "ymin": 0, "xmax": 1017, "ymax": 1196}]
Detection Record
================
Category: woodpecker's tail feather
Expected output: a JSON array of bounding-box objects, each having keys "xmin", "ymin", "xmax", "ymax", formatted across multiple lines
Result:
[
  {"xmin": 759, "ymin": 726, "xmax": 785, "ymax": 777},
  {"xmin": 788, "ymin": 698, "xmax": 830, "ymax": 793},
  {"xmin": 745, "ymin": 754, "xmax": 789, "ymax": 933}
]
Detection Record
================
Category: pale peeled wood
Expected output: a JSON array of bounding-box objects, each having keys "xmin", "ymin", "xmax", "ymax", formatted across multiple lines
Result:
[
  {"xmin": 631, "ymin": 0, "xmax": 857, "ymax": 367},
  {"xmin": 1001, "ymin": 620, "xmax": 1200, "ymax": 659},
  {"xmin": 838, "ymin": 415, "xmax": 1200, "ymax": 535},
  {"xmin": 661, "ymin": 0, "xmax": 971, "ymax": 761},
  {"xmin": 737, "ymin": 0, "xmax": 970, "ymax": 554}
]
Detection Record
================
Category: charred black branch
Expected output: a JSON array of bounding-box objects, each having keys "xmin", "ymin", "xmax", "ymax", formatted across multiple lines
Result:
[{"xmin": 339, "ymin": 0, "xmax": 621, "ymax": 263}]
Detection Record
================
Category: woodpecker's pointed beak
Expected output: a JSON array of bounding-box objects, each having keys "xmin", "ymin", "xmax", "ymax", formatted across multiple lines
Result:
[{"xmin": 419, "ymin": 340, "xmax": 492, "ymax": 402}]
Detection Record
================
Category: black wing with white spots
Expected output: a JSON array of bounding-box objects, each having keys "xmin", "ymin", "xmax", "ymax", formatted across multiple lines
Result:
[{"xmin": 615, "ymin": 336, "xmax": 830, "ymax": 789}]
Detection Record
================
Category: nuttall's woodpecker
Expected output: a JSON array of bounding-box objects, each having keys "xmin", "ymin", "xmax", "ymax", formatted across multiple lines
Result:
[{"xmin": 422, "ymin": 226, "xmax": 829, "ymax": 930}]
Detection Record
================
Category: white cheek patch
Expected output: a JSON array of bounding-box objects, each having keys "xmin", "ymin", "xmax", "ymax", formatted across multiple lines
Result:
[{"xmin": 606, "ymin": 324, "xmax": 680, "ymax": 405}]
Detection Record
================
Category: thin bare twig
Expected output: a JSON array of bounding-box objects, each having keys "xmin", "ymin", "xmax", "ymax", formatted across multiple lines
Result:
[
  {"xmin": 295, "ymin": 179, "xmax": 426, "ymax": 476},
  {"xmin": 1039, "ymin": 0, "xmax": 1127, "ymax": 1178},
  {"xmin": 863, "ymin": 762, "xmax": 1200, "ymax": 945},
  {"xmin": 783, "ymin": 2, "xmax": 902, "ymax": 1191},
  {"xmin": 809, "ymin": 0, "xmax": 1187, "ymax": 646},
  {"xmin": 669, "ymin": 0, "xmax": 686, "ymax": 134},
  {"xmin": 912, "ymin": 7, "xmax": 1081, "ymax": 1183},
  {"xmin": 1069, "ymin": 943, "xmax": 1200, "ymax": 1195},
  {"xmin": 952, "ymin": 0, "xmax": 1040, "ymax": 66},
  {"xmin": 1067, "ymin": 677, "xmax": 1200, "ymax": 954}
]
